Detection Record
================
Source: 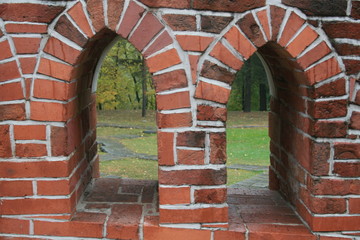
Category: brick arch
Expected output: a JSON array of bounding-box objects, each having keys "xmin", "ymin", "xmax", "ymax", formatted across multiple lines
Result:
[
  {"xmin": 194, "ymin": 5, "xmax": 348, "ymax": 230},
  {"xmin": 26, "ymin": 0, "xmax": 192, "ymax": 217}
]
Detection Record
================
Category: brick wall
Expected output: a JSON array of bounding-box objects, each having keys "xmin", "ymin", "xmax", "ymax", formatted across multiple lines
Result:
[{"xmin": 0, "ymin": 0, "xmax": 359, "ymax": 239}]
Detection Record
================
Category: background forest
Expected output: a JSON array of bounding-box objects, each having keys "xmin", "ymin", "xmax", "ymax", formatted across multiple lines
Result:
[{"xmin": 97, "ymin": 38, "xmax": 270, "ymax": 113}]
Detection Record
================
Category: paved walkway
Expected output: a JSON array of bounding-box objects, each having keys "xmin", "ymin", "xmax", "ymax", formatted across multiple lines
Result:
[{"xmin": 98, "ymin": 125, "xmax": 269, "ymax": 188}]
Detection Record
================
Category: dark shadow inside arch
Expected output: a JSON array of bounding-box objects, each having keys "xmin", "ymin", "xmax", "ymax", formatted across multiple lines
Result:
[
  {"xmin": 226, "ymin": 41, "xmax": 312, "ymax": 227},
  {"xmin": 70, "ymin": 29, "xmax": 160, "ymax": 235}
]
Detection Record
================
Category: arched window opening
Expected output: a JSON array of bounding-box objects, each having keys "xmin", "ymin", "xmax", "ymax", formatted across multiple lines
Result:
[
  {"xmin": 95, "ymin": 38, "xmax": 158, "ymax": 181},
  {"xmin": 226, "ymin": 53, "xmax": 271, "ymax": 189}
]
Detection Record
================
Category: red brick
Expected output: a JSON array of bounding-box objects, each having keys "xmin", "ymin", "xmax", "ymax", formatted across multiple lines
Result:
[
  {"xmin": 144, "ymin": 216, "xmax": 211, "ymax": 239},
  {"xmin": 298, "ymin": 41, "xmax": 332, "ymax": 69},
  {"xmin": 68, "ymin": 2, "xmax": 94, "ymax": 37},
  {"xmin": 31, "ymin": 101, "xmax": 70, "ymax": 122},
  {"xmin": 310, "ymin": 78, "xmax": 346, "ymax": 98},
  {"xmin": 197, "ymin": 105, "xmax": 227, "ymax": 122},
  {"xmin": 159, "ymin": 207, "xmax": 228, "ymax": 223},
  {"xmin": 177, "ymin": 149, "xmax": 205, "ymax": 165},
  {"xmin": 44, "ymin": 37, "xmax": 82, "ymax": 65},
  {"xmin": 308, "ymin": 99, "xmax": 347, "ymax": 119},
  {"xmin": 343, "ymin": 59, "xmax": 360, "ymax": 75},
  {"xmin": 37, "ymin": 180, "xmax": 71, "ymax": 196},
  {"xmin": 34, "ymin": 212, "xmax": 106, "ymax": 238},
  {"xmin": 0, "ymin": 61, "xmax": 21, "ymax": 82},
  {"xmin": 201, "ymin": 60, "xmax": 235, "ymax": 84},
  {"xmin": 86, "ymin": 0, "xmax": 105, "ymax": 32},
  {"xmin": 214, "ymin": 230, "xmax": 245, "ymax": 240},
  {"xmin": 270, "ymin": 6, "xmax": 286, "ymax": 41},
  {"xmin": 189, "ymin": 54, "xmax": 199, "ymax": 84},
  {"xmin": 195, "ymin": 188, "xmax": 226, "ymax": 204},
  {"xmin": 33, "ymin": 79, "xmax": 76, "ymax": 101},
  {"xmin": 247, "ymin": 223, "xmax": 315, "ymax": 240},
  {"xmin": 157, "ymin": 91, "xmax": 191, "ymax": 110},
  {"xmin": 309, "ymin": 178, "xmax": 360, "ymax": 196},
  {"xmin": 130, "ymin": 13, "xmax": 164, "ymax": 51},
  {"xmin": 278, "ymin": 12, "xmax": 305, "ymax": 47},
  {"xmin": 210, "ymin": 42, "xmax": 244, "ymax": 70},
  {"xmin": 146, "ymin": 48, "xmax": 181, "ymax": 73},
  {"xmin": 16, "ymin": 143, "xmax": 47, "ymax": 158},
  {"xmin": 312, "ymin": 120, "xmax": 347, "ymax": 138},
  {"xmin": 319, "ymin": 237, "xmax": 351, "ymax": 240},
  {"xmin": 177, "ymin": 131, "xmax": 206, "ymax": 148},
  {"xmin": 352, "ymin": 1, "xmax": 360, "ymax": 19},
  {"xmin": 193, "ymin": 0, "xmax": 265, "ymax": 12},
  {"xmin": 159, "ymin": 168, "xmax": 226, "ymax": 185},
  {"xmin": 0, "ymin": 82, "xmax": 24, "ymax": 101},
  {"xmin": 282, "ymin": 0, "xmax": 347, "ymax": 16},
  {"xmin": 38, "ymin": 58, "xmax": 76, "ymax": 82},
  {"xmin": 158, "ymin": 131, "xmax": 175, "ymax": 166},
  {"xmin": 224, "ymin": 26, "xmax": 256, "ymax": 60},
  {"xmin": 300, "ymin": 188, "xmax": 346, "ymax": 214},
  {"xmin": 152, "ymin": 69, "xmax": 188, "ymax": 92},
  {"xmin": 157, "ymin": 112, "xmax": 192, "ymax": 128},
  {"xmin": 0, "ymin": 4, "xmax": 64, "ymax": 23},
  {"xmin": 177, "ymin": 35, "xmax": 213, "ymax": 52},
  {"xmin": 55, "ymin": 15, "xmax": 88, "ymax": 47},
  {"xmin": 0, "ymin": 181, "xmax": 33, "ymax": 197},
  {"xmin": 195, "ymin": 81, "xmax": 231, "ymax": 104},
  {"xmin": 159, "ymin": 187, "xmax": 191, "ymax": 205},
  {"xmin": 0, "ymin": 104, "xmax": 25, "ymax": 121},
  {"xmin": 349, "ymin": 198, "xmax": 360, "ymax": 214},
  {"xmin": 163, "ymin": 14, "xmax": 196, "ymax": 31},
  {"xmin": 238, "ymin": 12, "xmax": 266, "ymax": 47},
  {"xmin": 14, "ymin": 125, "xmax": 46, "ymax": 140},
  {"xmin": 322, "ymin": 21, "xmax": 360, "ymax": 39},
  {"xmin": 107, "ymin": 204, "xmax": 142, "ymax": 239},
  {"xmin": 0, "ymin": 40, "xmax": 12, "ymax": 60},
  {"xmin": 117, "ymin": 1, "xmax": 145, "ymax": 38},
  {"xmin": 143, "ymin": 31, "xmax": 173, "ymax": 57},
  {"xmin": 0, "ymin": 218, "xmax": 30, "ymax": 234},
  {"xmin": 333, "ymin": 42, "xmax": 360, "ymax": 56},
  {"xmin": 256, "ymin": 9, "xmax": 271, "ymax": 40},
  {"xmin": 286, "ymin": 26, "xmax": 319, "ymax": 57},
  {"xmin": 5, "ymin": 23, "xmax": 48, "ymax": 33},
  {"xmin": 0, "ymin": 198, "xmax": 71, "ymax": 215},
  {"xmin": 310, "ymin": 215, "xmax": 360, "ymax": 231},
  {"xmin": 210, "ymin": 132, "xmax": 226, "ymax": 164},
  {"xmin": 334, "ymin": 143, "xmax": 360, "ymax": 159},
  {"xmin": 107, "ymin": 0, "xmax": 125, "ymax": 31},
  {"xmin": 201, "ymin": 15, "xmax": 233, "ymax": 34},
  {"xmin": 19, "ymin": 57, "xmax": 37, "ymax": 74},
  {"xmin": 333, "ymin": 162, "xmax": 360, "ymax": 177},
  {"xmin": 13, "ymin": 37, "xmax": 41, "ymax": 54},
  {"xmin": 350, "ymin": 111, "xmax": 360, "ymax": 130},
  {"xmin": 139, "ymin": 0, "xmax": 190, "ymax": 8},
  {"xmin": 51, "ymin": 119, "xmax": 82, "ymax": 156}
]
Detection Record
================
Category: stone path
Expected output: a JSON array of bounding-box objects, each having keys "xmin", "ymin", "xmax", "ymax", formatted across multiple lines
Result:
[{"xmin": 98, "ymin": 125, "xmax": 269, "ymax": 188}]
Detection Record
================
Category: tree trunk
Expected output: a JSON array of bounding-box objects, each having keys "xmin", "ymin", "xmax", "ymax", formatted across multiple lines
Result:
[
  {"xmin": 141, "ymin": 62, "xmax": 147, "ymax": 117},
  {"xmin": 243, "ymin": 58, "xmax": 252, "ymax": 112},
  {"xmin": 259, "ymin": 83, "xmax": 267, "ymax": 111}
]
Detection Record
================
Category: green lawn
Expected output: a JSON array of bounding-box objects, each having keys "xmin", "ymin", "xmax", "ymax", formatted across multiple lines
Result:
[{"xmin": 97, "ymin": 110, "xmax": 270, "ymax": 185}]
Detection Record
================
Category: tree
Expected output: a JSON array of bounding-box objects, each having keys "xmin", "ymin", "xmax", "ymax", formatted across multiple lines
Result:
[
  {"xmin": 96, "ymin": 38, "xmax": 155, "ymax": 115},
  {"xmin": 228, "ymin": 53, "xmax": 269, "ymax": 112}
]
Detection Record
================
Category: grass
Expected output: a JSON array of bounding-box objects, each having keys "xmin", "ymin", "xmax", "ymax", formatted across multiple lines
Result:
[
  {"xmin": 100, "ymin": 158, "xmax": 158, "ymax": 180},
  {"xmin": 97, "ymin": 110, "xmax": 270, "ymax": 185},
  {"xmin": 227, "ymin": 128, "xmax": 269, "ymax": 166}
]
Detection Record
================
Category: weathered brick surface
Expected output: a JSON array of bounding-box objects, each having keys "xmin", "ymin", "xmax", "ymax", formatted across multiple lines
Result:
[
  {"xmin": 193, "ymin": 0, "xmax": 265, "ymax": 12},
  {"xmin": 201, "ymin": 15, "xmax": 233, "ymax": 34},
  {"xmin": 0, "ymin": 4, "xmax": 64, "ymax": 23},
  {"xmin": 163, "ymin": 14, "xmax": 196, "ymax": 31},
  {"xmin": 237, "ymin": 13, "xmax": 266, "ymax": 47},
  {"xmin": 55, "ymin": 15, "xmax": 88, "ymax": 47},
  {"xmin": 282, "ymin": 0, "xmax": 347, "ymax": 16},
  {"xmin": 0, "ymin": 125, "xmax": 12, "ymax": 158}
]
